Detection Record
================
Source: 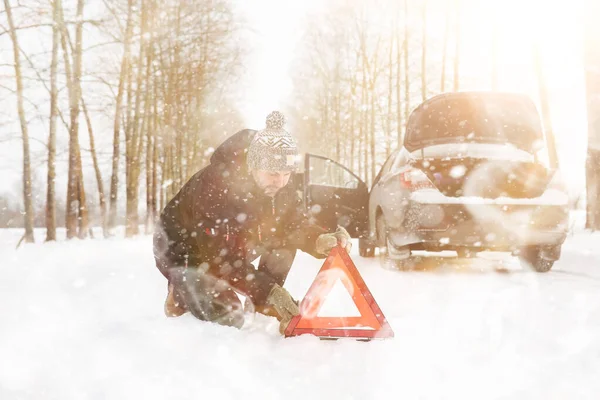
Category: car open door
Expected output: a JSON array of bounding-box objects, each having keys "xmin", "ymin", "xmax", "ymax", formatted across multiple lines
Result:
[{"xmin": 302, "ymin": 154, "xmax": 369, "ymax": 238}]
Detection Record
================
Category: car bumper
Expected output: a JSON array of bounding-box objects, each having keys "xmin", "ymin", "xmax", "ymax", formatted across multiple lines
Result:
[{"xmin": 388, "ymin": 202, "xmax": 569, "ymax": 251}]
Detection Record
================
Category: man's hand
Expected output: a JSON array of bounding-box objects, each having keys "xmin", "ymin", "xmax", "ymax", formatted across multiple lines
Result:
[
  {"xmin": 316, "ymin": 225, "xmax": 352, "ymax": 255},
  {"xmin": 266, "ymin": 284, "xmax": 300, "ymax": 335}
]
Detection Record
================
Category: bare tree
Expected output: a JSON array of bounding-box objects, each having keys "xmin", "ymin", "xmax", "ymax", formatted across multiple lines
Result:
[
  {"xmin": 45, "ymin": 0, "xmax": 60, "ymax": 241},
  {"xmin": 396, "ymin": 5, "xmax": 403, "ymax": 147},
  {"xmin": 440, "ymin": 0, "xmax": 450, "ymax": 92},
  {"xmin": 421, "ymin": 0, "xmax": 427, "ymax": 101},
  {"xmin": 491, "ymin": 12, "xmax": 498, "ymax": 90},
  {"xmin": 3, "ymin": 0, "xmax": 35, "ymax": 243},
  {"xmin": 386, "ymin": 24, "xmax": 394, "ymax": 155},
  {"xmin": 585, "ymin": 0, "xmax": 600, "ymax": 230},
  {"xmin": 533, "ymin": 42, "xmax": 558, "ymax": 171},
  {"xmin": 108, "ymin": 0, "xmax": 134, "ymax": 234},
  {"xmin": 453, "ymin": 0, "xmax": 461, "ymax": 91},
  {"xmin": 124, "ymin": 0, "xmax": 148, "ymax": 237},
  {"xmin": 81, "ymin": 97, "xmax": 106, "ymax": 237},
  {"xmin": 1, "ymin": 0, "xmax": 243, "ymax": 239},
  {"xmin": 404, "ymin": 0, "xmax": 410, "ymax": 120},
  {"xmin": 58, "ymin": 0, "xmax": 88, "ymax": 239}
]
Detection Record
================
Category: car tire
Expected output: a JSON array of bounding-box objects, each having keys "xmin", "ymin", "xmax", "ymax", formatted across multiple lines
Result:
[
  {"xmin": 518, "ymin": 246, "xmax": 556, "ymax": 273},
  {"xmin": 359, "ymin": 237, "xmax": 375, "ymax": 258},
  {"xmin": 376, "ymin": 213, "xmax": 414, "ymax": 271}
]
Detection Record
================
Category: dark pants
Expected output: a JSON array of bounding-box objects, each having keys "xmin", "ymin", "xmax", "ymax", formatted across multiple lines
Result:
[{"xmin": 153, "ymin": 230, "xmax": 296, "ymax": 328}]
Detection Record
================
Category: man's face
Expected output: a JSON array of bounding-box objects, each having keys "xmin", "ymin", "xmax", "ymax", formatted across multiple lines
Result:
[{"xmin": 251, "ymin": 170, "xmax": 292, "ymax": 197}]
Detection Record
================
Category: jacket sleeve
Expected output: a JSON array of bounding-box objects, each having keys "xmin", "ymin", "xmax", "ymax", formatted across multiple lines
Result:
[{"xmin": 281, "ymin": 193, "xmax": 329, "ymax": 259}]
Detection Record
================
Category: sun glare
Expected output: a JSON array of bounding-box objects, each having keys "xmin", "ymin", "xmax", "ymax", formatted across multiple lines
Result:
[
  {"xmin": 436, "ymin": 0, "xmax": 586, "ymax": 191},
  {"xmin": 484, "ymin": 0, "xmax": 587, "ymax": 191},
  {"xmin": 239, "ymin": 0, "xmax": 587, "ymax": 193}
]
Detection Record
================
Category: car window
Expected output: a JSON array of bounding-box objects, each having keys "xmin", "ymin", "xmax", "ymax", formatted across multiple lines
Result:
[
  {"xmin": 372, "ymin": 150, "xmax": 399, "ymax": 187},
  {"xmin": 390, "ymin": 150, "xmax": 408, "ymax": 172},
  {"xmin": 308, "ymin": 156, "xmax": 360, "ymax": 189},
  {"xmin": 382, "ymin": 151, "xmax": 399, "ymax": 175}
]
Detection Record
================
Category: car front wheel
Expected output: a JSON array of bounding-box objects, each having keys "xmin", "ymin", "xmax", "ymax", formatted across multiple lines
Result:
[{"xmin": 359, "ymin": 237, "xmax": 375, "ymax": 258}]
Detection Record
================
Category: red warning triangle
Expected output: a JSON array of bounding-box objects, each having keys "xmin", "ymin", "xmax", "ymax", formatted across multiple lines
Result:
[{"xmin": 284, "ymin": 245, "xmax": 394, "ymax": 340}]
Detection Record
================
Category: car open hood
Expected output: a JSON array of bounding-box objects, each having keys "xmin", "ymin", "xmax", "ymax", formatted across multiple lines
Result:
[
  {"xmin": 404, "ymin": 92, "xmax": 546, "ymax": 154},
  {"xmin": 408, "ymin": 143, "xmax": 537, "ymax": 162}
]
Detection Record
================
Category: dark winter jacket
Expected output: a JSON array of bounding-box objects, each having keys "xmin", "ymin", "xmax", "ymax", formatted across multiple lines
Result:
[{"xmin": 154, "ymin": 129, "xmax": 327, "ymax": 306}]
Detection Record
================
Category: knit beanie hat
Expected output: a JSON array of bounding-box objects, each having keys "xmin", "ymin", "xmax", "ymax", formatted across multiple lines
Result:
[{"xmin": 246, "ymin": 111, "xmax": 300, "ymax": 171}]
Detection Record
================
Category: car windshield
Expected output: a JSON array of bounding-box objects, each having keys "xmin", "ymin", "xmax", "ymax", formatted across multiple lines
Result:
[{"xmin": 405, "ymin": 94, "xmax": 546, "ymax": 153}]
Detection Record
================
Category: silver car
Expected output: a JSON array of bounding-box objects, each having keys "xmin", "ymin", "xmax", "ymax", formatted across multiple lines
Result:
[{"xmin": 359, "ymin": 92, "xmax": 570, "ymax": 272}]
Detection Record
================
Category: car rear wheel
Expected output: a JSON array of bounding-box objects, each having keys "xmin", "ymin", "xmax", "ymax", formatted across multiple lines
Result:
[
  {"xmin": 518, "ymin": 246, "xmax": 556, "ymax": 273},
  {"xmin": 376, "ymin": 213, "xmax": 413, "ymax": 270}
]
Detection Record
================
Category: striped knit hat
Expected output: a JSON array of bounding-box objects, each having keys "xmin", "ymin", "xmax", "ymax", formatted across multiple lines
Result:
[{"xmin": 246, "ymin": 111, "xmax": 300, "ymax": 171}]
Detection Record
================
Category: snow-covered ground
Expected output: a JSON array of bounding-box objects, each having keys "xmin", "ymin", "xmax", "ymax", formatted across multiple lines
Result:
[{"xmin": 1, "ymin": 215, "xmax": 600, "ymax": 399}]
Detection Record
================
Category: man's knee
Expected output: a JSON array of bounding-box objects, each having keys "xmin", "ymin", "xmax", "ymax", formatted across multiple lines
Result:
[
  {"xmin": 175, "ymin": 269, "xmax": 245, "ymax": 329},
  {"xmin": 153, "ymin": 226, "xmax": 171, "ymax": 279},
  {"xmin": 208, "ymin": 291, "xmax": 245, "ymax": 329}
]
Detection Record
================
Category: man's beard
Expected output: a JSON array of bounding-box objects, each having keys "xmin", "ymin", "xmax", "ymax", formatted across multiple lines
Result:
[{"xmin": 263, "ymin": 186, "xmax": 279, "ymax": 197}]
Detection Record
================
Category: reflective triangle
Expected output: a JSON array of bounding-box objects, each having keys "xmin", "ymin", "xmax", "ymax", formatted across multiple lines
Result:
[{"xmin": 284, "ymin": 245, "xmax": 394, "ymax": 340}]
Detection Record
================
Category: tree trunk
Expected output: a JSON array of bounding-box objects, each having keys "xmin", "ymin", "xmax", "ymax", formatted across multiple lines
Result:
[
  {"xmin": 3, "ymin": 0, "xmax": 35, "ymax": 243},
  {"xmin": 404, "ymin": 0, "xmax": 410, "ymax": 125},
  {"xmin": 584, "ymin": 1, "xmax": 600, "ymax": 230},
  {"xmin": 136, "ymin": 82, "xmax": 151, "ymax": 235},
  {"xmin": 349, "ymin": 102, "xmax": 356, "ymax": 173},
  {"xmin": 145, "ymin": 21, "xmax": 156, "ymax": 234},
  {"xmin": 360, "ymin": 69, "xmax": 367, "ymax": 180},
  {"xmin": 491, "ymin": 13, "xmax": 498, "ymax": 90},
  {"xmin": 159, "ymin": 153, "xmax": 166, "ymax": 213},
  {"xmin": 349, "ymin": 64, "xmax": 357, "ymax": 173},
  {"xmin": 145, "ymin": 126, "xmax": 153, "ymax": 234},
  {"xmin": 173, "ymin": 6, "xmax": 183, "ymax": 193},
  {"xmin": 440, "ymin": 1, "xmax": 450, "ymax": 92},
  {"xmin": 75, "ymin": 0, "xmax": 88, "ymax": 239},
  {"xmin": 45, "ymin": 0, "xmax": 60, "ymax": 242},
  {"xmin": 108, "ymin": 0, "xmax": 135, "ymax": 234},
  {"xmin": 57, "ymin": 0, "xmax": 85, "ymax": 239},
  {"xmin": 396, "ymin": 7, "xmax": 403, "ymax": 147},
  {"xmin": 370, "ymin": 87, "xmax": 376, "ymax": 184},
  {"xmin": 65, "ymin": 0, "xmax": 87, "ymax": 239},
  {"xmin": 76, "ymin": 141, "xmax": 88, "ymax": 239},
  {"xmin": 386, "ymin": 27, "xmax": 394, "ymax": 156},
  {"xmin": 57, "ymin": 0, "xmax": 76, "ymax": 238},
  {"xmin": 125, "ymin": 0, "xmax": 151, "ymax": 237},
  {"xmin": 533, "ymin": 43, "xmax": 559, "ymax": 170},
  {"xmin": 334, "ymin": 62, "xmax": 341, "ymax": 162},
  {"xmin": 454, "ymin": 0, "xmax": 461, "ymax": 92},
  {"xmin": 421, "ymin": 0, "xmax": 427, "ymax": 101},
  {"xmin": 126, "ymin": 43, "xmax": 147, "ymax": 236},
  {"xmin": 152, "ymin": 74, "xmax": 160, "ymax": 217},
  {"xmin": 124, "ymin": 57, "xmax": 135, "ymax": 236},
  {"xmin": 81, "ymin": 97, "xmax": 106, "ymax": 237}
]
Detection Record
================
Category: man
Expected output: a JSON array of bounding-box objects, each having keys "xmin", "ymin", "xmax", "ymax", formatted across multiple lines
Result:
[{"xmin": 153, "ymin": 111, "xmax": 352, "ymax": 334}]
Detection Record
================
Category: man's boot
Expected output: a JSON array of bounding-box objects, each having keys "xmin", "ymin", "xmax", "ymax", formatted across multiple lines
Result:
[
  {"xmin": 255, "ymin": 304, "xmax": 282, "ymax": 320},
  {"xmin": 164, "ymin": 283, "xmax": 186, "ymax": 317},
  {"xmin": 244, "ymin": 297, "xmax": 282, "ymax": 320}
]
